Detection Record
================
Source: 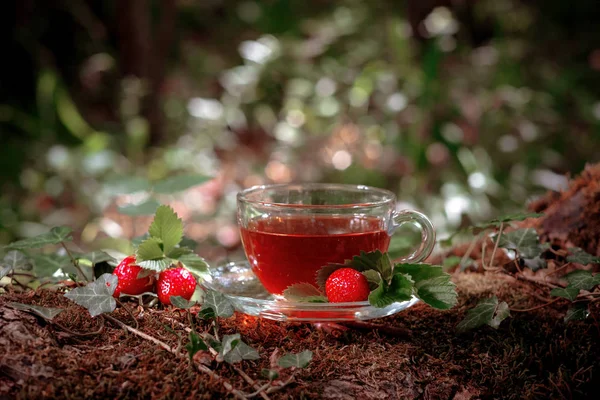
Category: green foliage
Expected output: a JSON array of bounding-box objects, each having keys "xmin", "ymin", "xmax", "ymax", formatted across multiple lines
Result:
[
  {"xmin": 457, "ymin": 296, "xmax": 511, "ymax": 332},
  {"xmin": 368, "ymin": 272, "xmax": 414, "ymax": 307},
  {"xmin": 283, "ymin": 283, "xmax": 327, "ymax": 303},
  {"xmin": 567, "ymin": 248, "xmax": 600, "ymax": 265},
  {"xmin": 496, "ymin": 228, "xmax": 549, "ymax": 260},
  {"xmin": 64, "ymin": 273, "xmax": 117, "ymax": 317},
  {"xmin": 565, "ymin": 270, "xmax": 600, "ymax": 291},
  {"xmin": 8, "ymin": 302, "xmax": 64, "ymax": 320},
  {"xmin": 550, "ymin": 287, "xmax": 579, "ymax": 301},
  {"xmin": 564, "ymin": 304, "xmax": 589, "ymax": 322},
  {"xmin": 201, "ymin": 289, "xmax": 235, "ymax": 318},
  {"xmin": 219, "ymin": 334, "xmax": 260, "ymax": 364},
  {"xmin": 277, "ymin": 350, "xmax": 313, "ymax": 368},
  {"xmin": 1, "ymin": 251, "xmax": 29, "ymax": 278},
  {"xmin": 185, "ymin": 331, "xmax": 208, "ymax": 361},
  {"xmin": 170, "ymin": 296, "xmax": 197, "ymax": 309},
  {"xmin": 118, "ymin": 199, "xmax": 161, "ymax": 216},
  {"xmin": 148, "ymin": 205, "xmax": 183, "ymax": 255},
  {"xmin": 5, "ymin": 227, "xmax": 72, "ymax": 250},
  {"xmin": 152, "ymin": 174, "xmax": 211, "ymax": 194}
]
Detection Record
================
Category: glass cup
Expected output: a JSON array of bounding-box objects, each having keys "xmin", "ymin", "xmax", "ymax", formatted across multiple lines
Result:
[{"xmin": 237, "ymin": 183, "xmax": 435, "ymax": 296}]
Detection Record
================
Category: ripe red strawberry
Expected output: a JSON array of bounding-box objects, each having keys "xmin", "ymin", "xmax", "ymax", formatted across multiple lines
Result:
[
  {"xmin": 112, "ymin": 255, "xmax": 155, "ymax": 297},
  {"xmin": 325, "ymin": 268, "xmax": 370, "ymax": 303},
  {"xmin": 157, "ymin": 267, "xmax": 197, "ymax": 305}
]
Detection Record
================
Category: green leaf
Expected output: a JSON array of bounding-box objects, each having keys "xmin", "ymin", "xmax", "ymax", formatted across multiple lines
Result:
[
  {"xmin": 6, "ymin": 226, "xmax": 73, "ymax": 250},
  {"xmin": 137, "ymin": 258, "xmax": 172, "ymax": 272},
  {"xmin": 32, "ymin": 253, "xmax": 71, "ymax": 277},
  {"xmin": 201, "ymin": 289, "xmax": 235, "ymax": 318},
  {"xmin": 167, "ymin": 247, "xmax": 194, "ymax": 259},
  {"xmin": 394, "ymin": 264, "xmax": 457, "ymax": 309},
  {"xmin": 77, "ymin": 251, "xmax": 116, "ymax": 266},
  {"xmin": 368, "ymin": 272, "xmax": 414, "ymax": 308},
  {"xmin": 565, "ymin": 270, "xmax": 600, "ymax": 291},
  {"xmin": 64, "ymin": 273, "xmax": 117, "ymax": 317},
  {"xmin": 496, "ymin": 228, "xmax": 549, "ymax": 259},
  {"xmin": 443, "ymin": 256, "xmax": 461, "ymax": 269},
  {"xmin": 153, "ymin": 174, "xmax": 211, "ymax": 194},
  {"xmin": 261, "ymin": 369, "xmax": 280, "ymax": 381},
  {"xmin": 136, "ymin": 237, "xmax": 165, "ymax": 261},
  {"xmin": 131, "ymin": 234, "xmax": 150, "ymax": 248},
  {"xmin": 316, "ymin": 263, "xmax": 346, "ymax": 291},
  {"xmin": 362, "ymin": 270, "xmax": 382, "ymax": 290},
  {"xmin": 171, "ymin": 296, "xmax": 197, "ymax": 309},
  {"xmin": 521, "ymin": 256, "xmax": 547, "ymax": 272},
  {"xmin": 185, "ymin": 331, "xmax": 208, "ymax": 360},
  {"xmin": 283, "ymin": 283, "xmax": 327, "ymax": 302},
  {"xmin": 550, "ymin": 286, "xmax": 579, "ymax": 301},
  {"xmin": 277, "ymin": 350, "xmax": 313, "ymax": 368},
  {"xmin": 1, "ymin": 250, "xmax": 29, "ymax": 278},
  {"xmin": 564, "ymin": 303, "xmax": 590, "ymax": 322},
  {"xmin": 488, "ymin": 212, "xmax": 544, "ymax": 225},
  {"xmin": 387, "ymin": 235, "xmax": 417, "ymax": 260},
  {"xmin": 118, "ymin": 199, "xmax": 161, "ymax": 216},
  {"xmin": 148, "ymin": 205, "xmax": 183, "ymax": 255},
  {"xmin": 348, "ymin": 250, "xmax": 393, "ymax": 282},
  {"xmin": 177, "ymin": 253, "xmax": 210, "ymax": 279},
  {"xmin": 103, "ymin": 176, "xmax": 151, "ymax": 196},
  {"xmin": 223, "ymin": 339, "xmax": 260, "ymax": 364},
  {"xmin": 456, "ymin": 296, "xmax": 511, "ymax": 332},
  {"xmin": 566, "ymin": 247, "xmax": 600, "ymax": 265},
  {"xmin": 8, "ymin": 302, "xmax": 64, "ymax": 320}
]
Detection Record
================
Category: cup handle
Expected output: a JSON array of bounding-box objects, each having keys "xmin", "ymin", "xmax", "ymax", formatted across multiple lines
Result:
[{"xmin": 390, "ymin": 210, "xmax": 435, "ymax": 263}]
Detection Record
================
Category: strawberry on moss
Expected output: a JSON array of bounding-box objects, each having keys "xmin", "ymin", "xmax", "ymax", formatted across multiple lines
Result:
[{"xmin": 112, "ymin": 255, "xmax": 155, "ymax": 297}]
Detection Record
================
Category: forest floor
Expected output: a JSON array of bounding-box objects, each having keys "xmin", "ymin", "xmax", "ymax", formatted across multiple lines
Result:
[{"xmin": 2, "ymin": 164, "xmax": 600, "ymax": 400}]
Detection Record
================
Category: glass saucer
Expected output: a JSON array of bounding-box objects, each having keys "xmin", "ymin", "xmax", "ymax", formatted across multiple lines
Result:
[{"xmin": 202, "ymin": 260, "xmax": 420, "ymax": 322}]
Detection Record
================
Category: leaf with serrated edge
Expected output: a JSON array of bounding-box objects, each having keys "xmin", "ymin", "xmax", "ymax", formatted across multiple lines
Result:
[
  {"xmin": 177, "ymin": 253, "xmax": 210, "ymax": 279},
  {"xmin": 283, "ymin": 283, "xmax": 326, "ymax": 302},
  {"xmin": 496, "ymin": 228, "xmax": 549, "ymax": 259},
  {"xmin": 277, "ymin": 350, "xmax": 313, "ymax": 368},
  {"xmin": 153, "ymin": 174, "xmax": 211, "ymax": 194},
  {"xmin": 565, "ymin": 270, "xmax": 600, "ymax": 291},
  {"xmin": 137, "ymin": 258, "xmax": 172, "ymax": 272},
  {"xmin": 394, "ymin": 263, "xmax": 458, "ymax": 309},
  {"xmin": 8, "ymin": 302, "xmax": 64, "ymax": 320},
  {"xmin": 171, "ymin": 296, "xmax": 197, "ymax": 309},
  {"xmin": 348, "ymin": 250, "xmax": 393, "ymax": 282},
  {"xmin": 64, "ymin": 273, "xmax": 117, "ymax": 317},
  {"xmin": 550, "ymin": 286, "xmax": 579, "ymax": 301},
  {"xmin": 368, "ymin": 272, "xmax": 414, "ymax": 308},
  {"xmin": 148, "ymin": 205, "xmax": 183, "ymax": 255},
  {"xmin": 136, "ymin": 237, "xmax": 165, "ymax": 261},
  {"xmin": 201, "ymin": 289, "xmax": 234, "ymax": 318},
  {"xmin": 456, "ymin": 296, "xmax": 509, "ymax": 332},
  {"xmin": 564, "ymin": 303, "xmax": 590, "ymax": 322},
  {"xmin": 362, "ymin": 270, "xmax": 382, "ymax": 290},
  {"xmin": 167, "ymin": 247, "xmax": 193, "ymax": 259},
  {"xmin": 566, "ymin": 247, "xmax": 600, "ymax": 265},
  {"xmin": 6, "ymin": 226, "xmax": 72, "ymax": 250}
]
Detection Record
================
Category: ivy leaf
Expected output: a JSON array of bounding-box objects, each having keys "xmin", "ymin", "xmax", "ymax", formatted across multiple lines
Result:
[
  {"xmin": 521, "ymin": 256, "xmax": 547, "ymax": 272},
  {"xmin": 64, "ymin": 273, "xmax": 117, "ymax": 317},
  {"xmin": 550, "ymin": 286, "xmax": 579, "ymax": 301},
  {"xmin": 564, "ymin": 303, "xmax": 590, "ymax": 322},
  {"xmin": 395, "ymin": 264, "xmax": 458, "ymax": 309},
  {"xmin": 223, "ymin": 339, "xmax": 260, "ymax": 364},
  {"xmin": 566, "ymin": 247, "xmax": 600, "ymax": 265},
  {"xmin": 185, "ymin": 331, "xmax": 208, "ymax": 361},
  {"xmin": 32, "ymin": 253, "xmax": 71, "ymax": 277},
  {"xmin": 136, "ymin": 237, "xmax": 165, "ymax": 261},
  {"xmin": 77, "ymin": 251, "xmax": 116, "ymax": 267},
  {"xmin": 487, "ymin": 212, "xmax": 544, "ymax": 225},
  {"xmin": 1, "ymin": 250, "xmax": 29, "ymax": 278},
  {"xmin": 277, "ymin": 350, "xmax": 313, "ymax": 368},
  {"xmin": 456, "ymin": 296, "xmax": 511, "ymax": 332},
  {"xmin": 6, "ymin": 226, "xmax": 73, "ymax": 250},
  {"xmin": 171, "ymin": 296, "xmax": 197, "ymax": 309},
  {"xmin": 152, "ymin": 174, "xmax": 211, "ymax": 194},
  {"xmin": 261, "ymin": 369, "xmax": 279, "ymax": 381},
  {"xmin": 565, "ymin": 270, "xmax": 600, "ymax": 291},
  {"xmin": 283, "ymin": 283, "xmax": 327, "ymax": 302},
  {"xmin": 118, "ymin": 199, "xmax": 161, "ymax": 216},
  {"xmin": 8, "ymin": 302, "xmax": 64, "ymax": 320},
  {"xmin": 496, "ymin": 228, "xmax": 549, "ymax": 259},
  {"xmin": 148, "ymin": 205, "xmax": 183, "ymax": 255},
  {"xmin": 368, "ymin": 272, "xmax": 414, "ymax": 308},
  {"xmin": 177, "ymin": 253, "xmax": 210, "ymax": 280},
  {"xmin": 201, "ymin": 289, "xmax": 235, "ymax": 318}
]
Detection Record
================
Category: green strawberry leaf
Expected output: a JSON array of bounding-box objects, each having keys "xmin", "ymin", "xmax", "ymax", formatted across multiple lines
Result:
[
  {"xmin": 201, "ymin": 289, "xmax": 235, "ymax": 318},
  {"xmin": 166, "ymin": 247, "xmax": 193, "ymax": 259},
  {"xmin": 348, "ymin": 250, "xmax": 393, "ymax": 282},
  {"xmin": 566, "ymin": 247, "xmax": 600, "ymax": 265},
  {"xmin": 185, "ymin": 331, "xmax": 208, "ymax": 361},
  {"xmin": 550, "ymin": 286, "xmax": 579, "ymax": 301},
  {"xmin": 6, "ymin": 226, "xmax": 72, "ymax": 250},
  {"xmin": 137, "ymin": 259, "xmax": 172, "ymax": 272},
  {"xmin": 153, "ymin": 174, "xmax": 211, "ymax": 194},
  {"xmin": 118, "ymin": 199, "xmax": 161, "ymax": 216},
  {"xmin": 8, "ymin": 302, "xmax": 64, "ymax": 320},
  {"xmin": 171, "ymin": 296, "xmax": 197, "ymax": 309},
  {"xmin": 496, "ymin": 228, "xmax": 549, "ymax": 259},
  {"xmin": 148, "ymin": 205, "xmax": 183, "ymax": 255},
  {"xmin": 277, "ymin": 350, "xmax": 313, "ymax": 368},
  {"xmin": 362, "ymin": 270, "xmax": 382, "ymax": 290},
  {"xmin": 564, "ymin": 303, "xmax": 590, "ymax": 322},
  {"xmin": 394, "ymin": 263, "xmax": 457, "ymax": 309},
  {"xmin": 456, "ymin": 296, "xmax": 510, "ymax": 332},
  {"xmin": 131, "ymin": 234, "xmax": 150, "ymax": 248},
  {"xmin": 316, "ymin": 263, "xmax": 347, "ymax": 291},
  {"xmin": 565, "ymin": 270, "xmax": 600, "ymax": 291},
  {"xmin": 368, "ymin": 272, "xmax": 414, "ymax": 308},
  {"xmin": 283, "ymin": 283, "xmax": 327, "ymax": 302},
  {"xmin": 64, "ymin": 273, "xmax": 118, "ymax": 317},
  {"xmin": 177, "ymin": 253, "xmax": 210, "ymax": 280},
  {"xmin": 136, "ymin": 237, "xmax": 165, "ymax": 262}
]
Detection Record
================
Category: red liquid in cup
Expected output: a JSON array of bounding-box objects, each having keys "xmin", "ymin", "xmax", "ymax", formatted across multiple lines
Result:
[{"xmin": 240, "ymin": 215, "xmax": 391, "ymax": 295}]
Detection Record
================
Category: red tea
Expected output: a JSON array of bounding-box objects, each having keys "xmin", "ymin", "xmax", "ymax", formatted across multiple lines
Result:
[{"xmin": 240, "ymin": 215, "xmax": 390, "ymax": 295}]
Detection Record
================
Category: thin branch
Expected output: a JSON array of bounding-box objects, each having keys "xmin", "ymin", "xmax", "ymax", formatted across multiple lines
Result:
[
  {"xmin": 115, "ymin": 298, "xmax": 139, "ymax": 329},
  {"xmin": 61, "ymin": 241, "xmax": 88, "ymax": 282},
  {"xmin": 53, "ymin": 318, "xmax": 105, "ymax": 337},
  {"xmin": 489, "ymin": 222, "xmax": 504, "ymax": 268},
  {"xmin": 510, "ymin": 298, "xmax": 561, "ymax": 312},
  {"xmin": 235, "ymin": 368, "xmax": 271, "ymax": 400},
  {"xmin": 459, "ymin": 232, "xmax": 481, "ymax": 271}
]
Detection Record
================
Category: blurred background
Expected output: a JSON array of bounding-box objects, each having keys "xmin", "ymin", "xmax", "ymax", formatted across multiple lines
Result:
[{"xmin": 1, "ymin": 0, "xmax": 599, "ymax": 264}]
